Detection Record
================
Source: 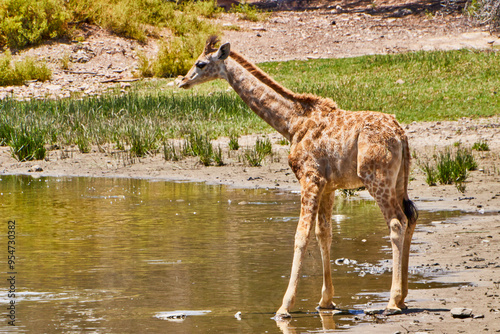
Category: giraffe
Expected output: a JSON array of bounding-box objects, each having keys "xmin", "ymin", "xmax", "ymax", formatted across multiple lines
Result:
[{"xmin": 179, "ymin": 36, "xmax": 418, "ymax": 319}]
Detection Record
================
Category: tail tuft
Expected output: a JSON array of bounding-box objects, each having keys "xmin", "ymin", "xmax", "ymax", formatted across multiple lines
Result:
[{"xmin": 403, "ymin": 198, "xmax": 418, "ymax": 225}]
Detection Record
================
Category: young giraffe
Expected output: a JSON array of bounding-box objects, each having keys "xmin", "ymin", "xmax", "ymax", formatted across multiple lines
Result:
[{"xmin": 179, "ymin": 36, "xmax": 418, "ymax": 319}]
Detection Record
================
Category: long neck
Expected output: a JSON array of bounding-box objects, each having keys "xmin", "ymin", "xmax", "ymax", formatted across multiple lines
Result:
[{"xmin": 222, "ymin": 53, "xmax": 301, "ymax": 140}]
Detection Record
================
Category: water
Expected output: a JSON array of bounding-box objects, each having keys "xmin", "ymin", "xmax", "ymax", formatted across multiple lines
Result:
[{"xmin": 0, "ymin": 175, "xmax": 462, "ymax": 333}]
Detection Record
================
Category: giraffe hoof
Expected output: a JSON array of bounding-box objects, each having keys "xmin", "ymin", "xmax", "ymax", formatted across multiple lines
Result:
[
  {"xmin": 316, "ymin": 302, "xmax": 336, "ymax": 311},
  {"xmin": 397, "ymin": 302, "xmax": 408, "ymax": 310},
  {"xmin": 382, "ymin": 308, "xmax": 402, "ymax": 316}
]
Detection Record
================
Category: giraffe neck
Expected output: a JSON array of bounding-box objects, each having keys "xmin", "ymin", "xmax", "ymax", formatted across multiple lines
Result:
[{"xmin": 222, "ymin": 54, "xmax": 302, "ymax": 140}]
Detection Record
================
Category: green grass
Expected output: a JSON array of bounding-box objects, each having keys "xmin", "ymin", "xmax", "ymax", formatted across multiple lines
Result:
[{"xmin": 259, "ymin": 49, "xmax": 500, "ymax": 122}]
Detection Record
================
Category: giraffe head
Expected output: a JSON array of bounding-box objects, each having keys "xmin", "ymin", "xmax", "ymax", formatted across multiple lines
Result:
[{"xmin": 178, "ymin": 36, "xmax": 230, "ymax": 89}]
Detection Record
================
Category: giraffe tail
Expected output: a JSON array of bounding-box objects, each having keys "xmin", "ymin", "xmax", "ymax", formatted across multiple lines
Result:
[{"xmin": 402, "ymin": 137, "xmax": 418, "ymax": 225}]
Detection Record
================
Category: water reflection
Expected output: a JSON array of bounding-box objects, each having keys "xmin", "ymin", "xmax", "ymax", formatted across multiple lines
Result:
[{"xmin": 0, "ymin": 175, "xmax": 462, "ymax": 333}]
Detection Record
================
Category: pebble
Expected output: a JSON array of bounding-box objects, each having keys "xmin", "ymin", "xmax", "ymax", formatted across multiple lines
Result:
[{"xmin": 28, "ymin": 165, "xmax": 43, "ymax": 172}]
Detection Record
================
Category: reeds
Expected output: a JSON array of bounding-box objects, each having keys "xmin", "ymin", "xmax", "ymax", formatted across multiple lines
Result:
[
  {"xmin": 9, "ymin": 124, "xmax": 46, "ymax": 161},
  {"xmin": 244, "ymin": 137, "xmax": 273, "ymax": 167},
  {"xmin": 418, "ymin": 146, "xmax": 478, "ymax": 193}
]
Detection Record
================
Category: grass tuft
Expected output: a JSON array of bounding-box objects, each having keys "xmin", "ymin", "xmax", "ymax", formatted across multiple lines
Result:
[
  {"xmin": 244, "ymin": 137, "xmax": 273, "ymax": 166},
  {"xmin": 9, "ymin": 125, "xmax": 46, "ymax": 161},
  {"xmin": 163, "ymin": 141, "xmax": 181, "ymax": 161},
  {"xmin": 472, "ymin": 140, "xmax": 490, "ymax": 151},
  {"xmin": 418, "ymin": 146, "xmax": 478, "ymax": 193},
  {"xmin": 0, "ymin": 51, "xmax": 52, "ymax": 86},
  {"xmin": 228, "ymin": 133, "xmax": 240, "ymax": 150}
]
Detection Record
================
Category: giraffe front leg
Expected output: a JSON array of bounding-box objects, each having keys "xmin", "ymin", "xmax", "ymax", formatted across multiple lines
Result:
[
  {"xmin": 275, "ymin": 175, "xmax": 325, "ymax": 319},
  {"xmin": 315, "ymin": 190, "xmax": 336, "ymax": 310}
]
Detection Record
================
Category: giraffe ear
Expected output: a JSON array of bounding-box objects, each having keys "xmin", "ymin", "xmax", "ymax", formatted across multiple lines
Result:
[{"xmin": 215, "ymin": 43, "xmax": 230, "ymax": 60}]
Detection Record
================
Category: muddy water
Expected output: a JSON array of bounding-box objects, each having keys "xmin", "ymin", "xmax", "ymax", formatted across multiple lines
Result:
[{"xmin": 0, "ymin": 175, "xmax": 462, "ymax": 333}]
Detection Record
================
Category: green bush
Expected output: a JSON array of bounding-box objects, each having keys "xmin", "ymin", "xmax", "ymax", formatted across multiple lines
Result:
[
  {"xmin": 0, "ymin": 0, "xmax": 71, "ymax": 49},
  {"xmin": 152, "ymin": 22, "xmax": 219, "ymax": 78},
  {"xmin": 466, "ymin": 0, "xmax": 500, "ymax": 32},
  {"xmin": 0, "ymin": 51, "xmax": 52, "ymax": 86}
]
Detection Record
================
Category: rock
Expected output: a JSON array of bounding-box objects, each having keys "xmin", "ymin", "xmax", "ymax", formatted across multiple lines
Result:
[
  {"xmin": 473, "ymin": 314, "xmax": 484, "ymax": 319},
  {"xmin": 28, "ymin": 165, "xmax": 43, "ymax": 172},
  {"xmin": 451, "ymin": 307, "xmax": 473, "ymax": 318},
  {"xmin": 364, "ymin": 308, "xmax": 384, "ymax": 315},
  {"xmin": 46, "ymin": 84, "xmax": 62, "ymax": 91}
]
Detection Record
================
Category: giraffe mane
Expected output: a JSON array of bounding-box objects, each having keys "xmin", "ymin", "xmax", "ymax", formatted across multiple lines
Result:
[{"xmin": 228, "ymin": 50, "xmax": 337, "ymax": 112}]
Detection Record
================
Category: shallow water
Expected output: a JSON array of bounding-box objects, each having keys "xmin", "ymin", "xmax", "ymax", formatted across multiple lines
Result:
[{"xmin": 0, "ymin": 175, "xmax": 462, "ymax": 333}]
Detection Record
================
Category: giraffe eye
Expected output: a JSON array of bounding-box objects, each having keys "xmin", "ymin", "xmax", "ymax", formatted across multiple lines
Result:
[{"xmin": 195, "ymin": 61, "xmax": 207, "ymax": 69}]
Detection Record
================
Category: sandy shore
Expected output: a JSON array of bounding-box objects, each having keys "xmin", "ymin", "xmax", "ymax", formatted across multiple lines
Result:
[{"xmin": 1, "ymin": 117, "xmax": 499, "ymax": 333}]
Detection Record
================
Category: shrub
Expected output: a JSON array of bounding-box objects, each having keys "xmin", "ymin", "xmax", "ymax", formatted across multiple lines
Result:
[
  {"xmin": 229, "ymin": 3, "xmax": 264, "ymax": 22},
  {"xmin": 10, "ymin": 125, "xmax": 46, "ymax": 161},
  {"xmin": 152, "ymin": 23, "xmax": 219, "ymax": 78},
  {"xmin": 0, "ymin": 51, "xmax": 52, "ymax": 86},
  {"xmin": 466, "ymin": 0, "xmax": 500, "ymax": 32},
  {"xmin": 0, "ymin": 0, "xmax": 71, "ymax": 49}
]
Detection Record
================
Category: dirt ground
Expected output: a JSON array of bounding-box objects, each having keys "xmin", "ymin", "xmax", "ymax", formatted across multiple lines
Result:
[{"xmin": 1, "ymin": 2, "xmax": 500, "ymax": 333}]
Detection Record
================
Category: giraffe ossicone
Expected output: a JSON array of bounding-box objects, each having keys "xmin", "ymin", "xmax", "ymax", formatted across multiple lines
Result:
[{"xmin": 179, "ymin": 36, "xmax": 418, "ymax": 319}]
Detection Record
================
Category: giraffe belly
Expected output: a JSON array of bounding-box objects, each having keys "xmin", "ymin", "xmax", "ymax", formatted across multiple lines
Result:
[{"xmin": 324, "ymin": 158, "xmax": 364, "ymax": 190}]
